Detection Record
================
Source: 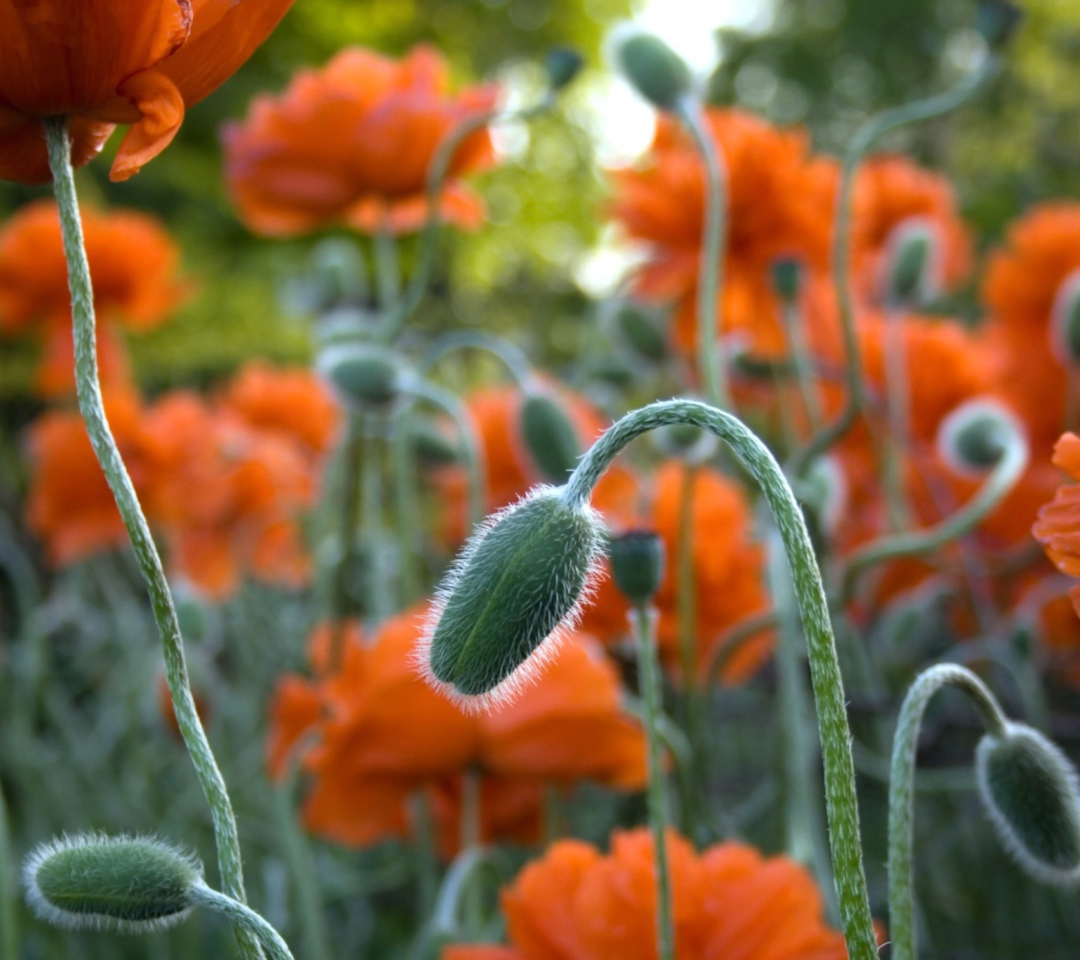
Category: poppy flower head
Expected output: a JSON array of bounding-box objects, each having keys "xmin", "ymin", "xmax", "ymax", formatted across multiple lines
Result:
[
  {"xmin": 0, "ymin": 0, "xmax": 294, "ymax": 183},
  {"xmin": 1034, "ymin": 432, "xmax": 1080, "ymax": 618},
  {"xmin": 223, "ymin": 44, "xmax": 498, "ymax": 237}
]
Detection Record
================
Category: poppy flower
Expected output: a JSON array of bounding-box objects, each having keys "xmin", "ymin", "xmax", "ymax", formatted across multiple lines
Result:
[
  {"xmin": 580, "ymin": 462, "xmax": 770, "ymax": 684},
  {"xmin": 610, "ymin": 109, "xmax": 836, "ymax": 358},
  {"xmin": 850, "ymin": 155, "xmax": 972, "ymax": 305},
  {"xmin": 1033, "ymin": 432, "xmax": 1080, "ymax": 617},
  {"xmin": 265, "ymin": 607, "xmax": 646, "ymax": 855},
  {"xmin": 981, "ymin": 204, "xmax": 1080, "ymax": 451},
  {"xmin": 444, "ymin": 828, "xmax": 846, "ymax": 960},
  {"xmin": 0, "ymin": 0, "xmax": 295, "ymax": 184},
  {"xmin": 222, "ymin": 45, "xmax": 498, "ymax": 237},
  {"xmin": 0, "ymin": 199, "xmax": 185, "ymax": 396}
]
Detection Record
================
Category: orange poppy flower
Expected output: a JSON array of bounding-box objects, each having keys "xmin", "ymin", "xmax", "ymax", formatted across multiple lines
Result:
[
  {"xmin": 266, "ymin": 608, "xmax": 646, "ymax": 855},
  {"xmin": 0, "ymin": 0, "xmax": 294, "ymax": 184},
  {"xmin": 981, "ymin": 204, "xmax": 1080, "ymax": 452},
  {"xmin": 850, "ymin": 155, "xmax": 972, "ymax": 305},
  {"xmin": 223, "ymin": 45, "xmax": 497, "ymax": 237},
  {"xmin": 0, "ymin": 199, "xmax": 185, "ymax": 396},
  {"xmin": 581, "ymin": 462, "xmax": 770, "ymax": 684},
  {"xmin": 444, "ymin": 828, "xmax": 846, "ymax": 960},
  {"xmin": 610, "ymin": 109, "xmax": 836, "ymax": 358},
  {"xmin": 431, "ymin": 383, "xmax": 638, "ymax": 544},
  {"xmin": 1033, "ymin": 432, "xmax": 1080, "ymax": 617},
  {"xmin": 24, "ymin": 388, "xmax": 156, "ymax": 565}
]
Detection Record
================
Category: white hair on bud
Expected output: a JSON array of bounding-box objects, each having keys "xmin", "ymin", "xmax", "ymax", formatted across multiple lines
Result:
[
  {"xmin": 413, "ymin": 485, "xmax": 608, "ymax": 714},
  {"xmin": 22, "ymin": 832, "xmax": 202, "ymax": 934}
]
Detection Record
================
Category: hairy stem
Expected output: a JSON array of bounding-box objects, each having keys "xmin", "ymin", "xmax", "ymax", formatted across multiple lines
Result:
[{"xmin": 191, "ymin": 886, "xmax": 295, "ymax": 960}]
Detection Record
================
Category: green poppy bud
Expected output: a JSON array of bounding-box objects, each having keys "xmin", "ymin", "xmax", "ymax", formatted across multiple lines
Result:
[
  {"xmin": 937, "ymin": 398, "xmax": 1024, "ymax": 478},
  {"xmin": 975, "ymin": 722, "xmax": 1080, "ymax": 885},
  {"xmin": 410, "ymin": 417, "xmax": 460, "ymax": 469},
  {"xmin": 976, "ymin": 0, "xmax": 1023, "ymax": 49},
  {"xmin": 610, "ymin": 530, "xmax": 665, "ymax": 605},
  {"xmin": 420, "ymin": 487, "xmax": 606, "ymax": 710},
  {"xmin": 883, "ymin": 218, "xmax": 938, "ymax": 308},
  {"xmin": 1050, "ymin": 270, "xmax": 1080, "ymax": 367},
  {"xmin": 520, "ymin": 391, "xmax": 583, "ymax": 484},
  {"xmin": 23, "ymin": 834, "xmax": 202, "ymax": 933},
  {"xmin": 319, "ymin": 343, "xmax": 405, "ymax": 408},
  {"xmin": 771, "ymin": 257, "xmax": 803, "ymax": 303},
  {"xmin": 545, "ymin": 47, "xmax": 585, "ymax": 91},
  {"xmin": 608, "ymin": 299, "xmax": 668, "ymax": 363},
  {"xmin": 652, "ymin": 421, "xmax": 718, "ymax": 465},
  {"xmin": 612, "ymin": 28, "xmax": 693, "ymax": 112}
]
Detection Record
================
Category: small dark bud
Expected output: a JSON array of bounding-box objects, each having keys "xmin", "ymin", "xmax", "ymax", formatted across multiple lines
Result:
[
  {"xmin": 937, "ymin": 398, "xmax": 1023, "ymax": 478},
  {"xmin": 976, "ymin": 0, "xmax": 1023, "ymax": 49},
  {"xmin": 976, "ymin": 722, "xmax": 1080, "ymax": 885},
  {"xmin": 610, "ymin": 531, "xmax": 665, "ymax": 605},
  {"xmin": 545, "ymin": 47, "xmax": 585, "ymax": 91},
  {"xmin": 883, "ymin": 219, "xmax": 938, "ymax": 308},
  {"xmin": 610, "ymin": 299, "xmax": 669, "ymax": 362},
  {"xmin": 520, "ymin": 391, "xmax": 583, "ymax": 484},
  {"xmin": 410, "ymin": 417, "xmax": 460, "ymax": 469},
  {"xmin": 319, "ymin": 343, "xmax": 405, "ymax": 407},
  {"xmin": 771, "ymin": 258, "xmax": 803, "ymax": 303},
  {"xmin": 612, "ymin": 29, "xmax": 693, "ymax": 112},
  {"xmin": 652, "ymin": 422, "xmax": 718, "ymax": 465}
]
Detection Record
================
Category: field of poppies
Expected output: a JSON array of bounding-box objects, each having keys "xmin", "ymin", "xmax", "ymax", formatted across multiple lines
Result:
[{"xmin": 2, "ymin": 1, "xmax": 1080, "ymax": 959}]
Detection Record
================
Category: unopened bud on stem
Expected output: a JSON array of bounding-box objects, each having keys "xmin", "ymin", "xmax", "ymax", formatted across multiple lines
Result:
[
  {"xmin": 610, "ymin": 530, "xmax": 665, "ymax": 605},
  {"xmin": 319, "ymin": 342, "xmax": 406, "ymax": 408},
  {"xmin": 937, "ymin": 398, "xmax": 1024, "ymax": 478},
  {"xmin": 611, "ymin": 27, "xmax": 693, "ymax": 112},
  {"xmin": 519, "ymin": 389, "xmax": 582, "ymax": 483}
]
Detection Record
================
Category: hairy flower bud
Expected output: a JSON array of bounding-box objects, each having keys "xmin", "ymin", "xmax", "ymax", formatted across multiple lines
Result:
[
  {"xmin": 883, "ymin": 218, "xmax": 939, "ymax": 308},
  {"xmin": 1050, "ymin": 269, "xmax": 1080, "ymax": 368},
  {"xmin": 520, "ymin": 391, "xmax": 582, "ymax": 483},
  {"xmin": 23, "ymin": 834, "xmax": 202, "ymax": 933},
  {"xmin": 937, "ymin": 398, "xmax": 1024, "ymax": 479},
  {"xmin": 420, "ymin": 487, "xmax": 606, "ymax": 710},
  {"xmin": 975, "ymin": 723, "xmax": 1080, "ymax": 885},
  {"xmin": 319, "ymin": 342, "xmax": 405, "ymax": 407},
  {"xmin": 610, "ymin": 530, "xmax": 665, "ymax": 605},
  {"xmin": 611, "ymin": 28, "xmax": 693, "ymax": 112}
]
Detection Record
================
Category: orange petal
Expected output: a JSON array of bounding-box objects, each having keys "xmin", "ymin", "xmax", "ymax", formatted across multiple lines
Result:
[{"xmin": 109, "ymin": 69, "xmax": 185, "ymax": 181}]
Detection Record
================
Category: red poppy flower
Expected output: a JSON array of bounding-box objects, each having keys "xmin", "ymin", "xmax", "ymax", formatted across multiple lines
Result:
[
  {"xmin": 0, "ymin": 199, "xmax": 185, "ymax": 396},
  {"xmin": 1033, "ymin": 432, "xmax": 1080, "ymax": 617},
  {"xmin": 444, "ymin": 828, "xmax": 846, "ymax": 960},
  {"xmin": 223, "ymin": 45, "xmax": 497, "ymax": 237},
  {"xmin": 0, "ymin": 0, "xmax": 295, "ymax": 183}
]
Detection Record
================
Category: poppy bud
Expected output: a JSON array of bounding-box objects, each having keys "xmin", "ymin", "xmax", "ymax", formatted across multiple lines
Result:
[
  {"xmin": 976, "ymin": 0, "xmax": 1023, "ymax": 49},
  {"xmin": 883, "ymin": 218, "xmax": 938, "ymax": 308},
  {"xmin": 609, "ymin": 299, "xmax": 669, "ymax": 363},
  {"xmin": 319, "ymin": 342, "xmax": 405, "ymax": 408},
  {"xmin": 520, "ymin": 391, "xmax": 583, "ymax": 483},
  {"xmin": 610, "ymin": 530, "xmax": 665, "ymax": 605},
  {"xmin": 975, "ymin": 722, "xmax": 1080, "ymax": 884},
  {"xmin": 1050, "ymin": 269, "xmax": 1080, "ymax": 367},
  {"xmin": 23, "ymin": 834, "xmax": 202, "ymax": 933},
  {"xmin": 410, "ymin": 417, "xmax": 460, "ymax": 469},
  {"xmin": 588, "ymin": 354, "xmax": 637, "ymax": 387},
  {"xmin": 652, "ymin": 422, "xmax": 718, "ymax": 465},
  {"xmin": 545, "ymin": 47, "xmax": 585, "ymax": 91},
  {"xmin": 936, "ymin": 398, "xmax": 1024, "ymax": 479},
  {"xmin": 771, "ymin": 257, "xmax": 803, "ymax": 303},
  {"xmin": 611, "ymin": 28, "xmax": 693, "ymax": 112},
  {"xmin": 420, "ymin": 486, "xmax": 606, "ymax": 709}
]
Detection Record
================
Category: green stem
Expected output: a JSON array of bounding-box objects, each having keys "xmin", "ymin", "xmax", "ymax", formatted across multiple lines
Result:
[
  {"xmin": 420, "ymin": 330, "xmax": 533, "ymax": 388},
  {"xmin": 0, "ymin": 780, "xmax": 16, "ymax": 960},
  {"xmin": 781, "ymin": 299, "xmax": 824, "ymax": 432},
  {"xmin": 375, "ymin": 226, "xmax": 401, "ymax": 313},
  {"xmin": 676, "ymin": 99, "xmax": 730, "ymax": 410},
  {"xmin": 836, "ymin": 431, "xmax": 1028, "ymax": 602},
  {"xmin": 43, "ymin": 117, "xmax": 263, "ymax": 960},
  {"xmin": 393, "ymin": 405, "xmax": 424, "ymax": 605},
  {"xmin": 787, "ymin": 56, "xmax": 1000, "ymax": 479},
  {"xmin": 191, "ymin": 885, "xmax": 295, "ymax": 960},
  {"xmin": 705, "ymin": 609, "xmax": 778, "ymax": 686},
  {"xmin": 362, "ymin": 413, "xmax": 392, "ymax": 622},
  {"xmin": 411, "ymin": 790, "xmax": 439, "ymax": 924},
  {"xmin": 888, "ymin": 664, "xmax": 1008, "ymax": 960},
  {"xmin": 632, "ymin": 605, "xmax": 675, "ymax": 960},
  {"xmin": 331, "ymin": 414, "xmax": 365, "ymax": 665},
  {"xmin": 562, "ymin": 399, "xmax": 876, "ymax": 960},
  {"xmin": 409, "ymin": 380, "xmax": 486, "ymax": 530}
]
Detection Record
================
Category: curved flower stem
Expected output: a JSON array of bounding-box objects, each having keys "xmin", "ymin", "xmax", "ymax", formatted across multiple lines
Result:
[
  {"xmin": 787, "ymin": 55, "xmax": 1001, "ymax": 479},
  {"xmin": 676, "ymin": 98, "xmax": 730, "ymax": 410},
  {"xmin": 835, "ymin": 431, "xmax": 1028, "ymax": 603},
  {"xmin": 379, "ymin": 95, "xmax": 556, "ymax": 343},
  {"xmin": 191, "ymin": 885, "xmax": 295, "ymax": 960},
  {"xmin": 631, "ymin": 605, "xmax": 675, "ymax": 960},
  {"xmin": 44, "ymin": 118, "xmax": 263, "ymax": 960},
  {"xmin": 408, "ymin": 379, "xmax": 486, "ymax": 530},
  {"xmin": 0, "ymin": 782, "xmax": 16, "ymax": 960},
  {"xmin": 888, "ymin": 664, "xmax": 1008, "ymax": 960},
  {"xmin": 420, "ymin": 330, "xmax": 533, "ymax": 388},
  {"xmin": 562, "ymin": 399, "xmax": 876, "ymax": 960},
  {"xmin": 705, "ymin": 609, "xmax": 778, "ymax": 686}
]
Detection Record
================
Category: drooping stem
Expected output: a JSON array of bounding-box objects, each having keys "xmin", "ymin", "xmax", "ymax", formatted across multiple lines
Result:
[
  {"xmin": 421, "ymin": 330, "xmax": 533, "ymax": 388},
  {"xmin": 888, "ymin": 664, "xmax": 1008, "ymax": 960},
  {"xmin": 677, "ymin": 99, "xmax": 730, "ymax": 410},
  {"xmin": 562, "ymin": 399, "xmax": 877, "ymax": 960},
  {"xmin": 43, "ymin": 117, "xmax": 263, "ymax": 960},
  {"xmin": 190, "ymin": 885, "xmax": 295, "ymax": 960},
  {"xmin": 836, "ymin": 429, "xmax": 1028, "ymax": 603},
  {"xmin": 787, "ymin": 55, "xmax": 1001, "ymax": 479},
  {"xmin": 632, "ymin": 605, "xmax": 675, "ymax": 960}
]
